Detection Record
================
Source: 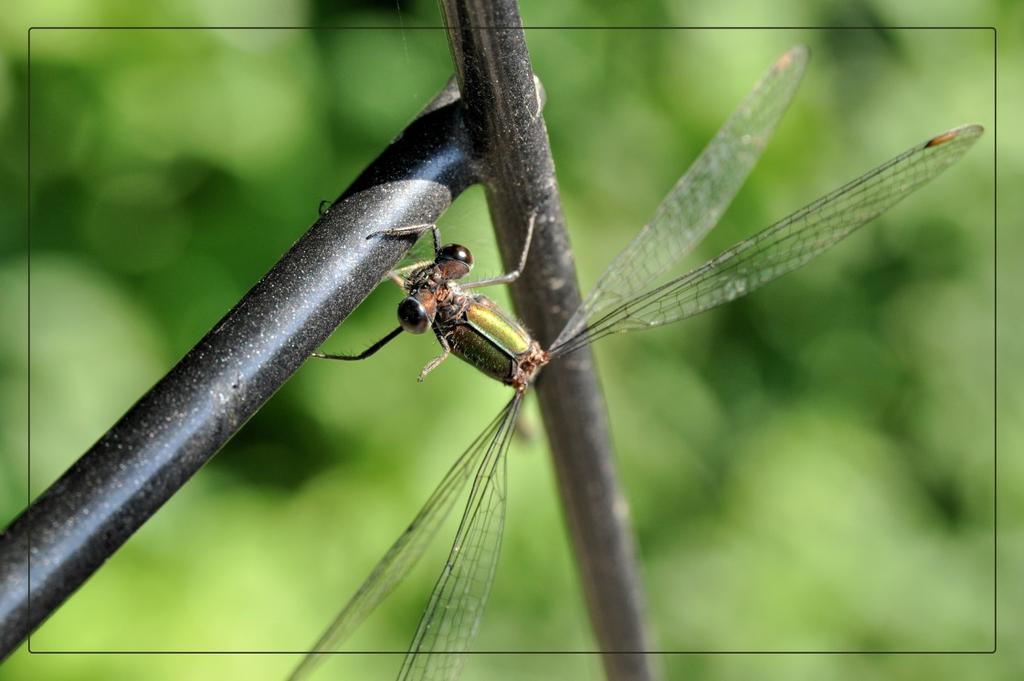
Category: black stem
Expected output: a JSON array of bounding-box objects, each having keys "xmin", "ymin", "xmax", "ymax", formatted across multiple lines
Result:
[
  {"xmin": 439, "ymin": 3, "xmax": 656, "ymax": 680},
  {"xmin": 0, "ymin": 78, "xmax": 476, "ymax": 659}
]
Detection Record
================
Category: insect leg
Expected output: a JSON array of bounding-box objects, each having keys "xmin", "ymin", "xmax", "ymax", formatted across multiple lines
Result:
[
  {"xmin": 312, "ymin": 327, "xmax": 403, "ymax": 362},
  {"xmin": 418, "ymin": 334, "xmax": 452, "ymax": 382},
  {"xmin": 367, "ymin": 223, "xmax": 442, "ymax": 256},
  {"xmin": 385, "ymin": 261, "xmax": 432, "ymax": 289},
  {"xmin": 461, "ymin": 213, "xmax": 535, "ymax": 289}
]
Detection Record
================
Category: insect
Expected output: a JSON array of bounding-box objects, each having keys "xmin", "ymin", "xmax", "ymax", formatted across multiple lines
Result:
[
  {"xmin": 291, "ymin": 45, "xmax": 982, "ymax": 681},
  {"xmin": 311, "ymin": 214, "xmax": 547, "ymax": 391}
]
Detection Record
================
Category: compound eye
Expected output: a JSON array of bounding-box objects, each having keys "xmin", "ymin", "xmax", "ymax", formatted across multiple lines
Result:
[
  {"xmin": 398, "ymin": 297, "xmax": 430, "ymax": 334},
  {"xmin": 438, "ymin": 243, "xmax": 473, "ymax": 267}
]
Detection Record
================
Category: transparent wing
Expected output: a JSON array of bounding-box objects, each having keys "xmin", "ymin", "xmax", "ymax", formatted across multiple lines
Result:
[
  {"xmin": 553, "ymin": 45, "xmax": 809, "ymax": 349},
  {"xmin": 397, "ymin": 394, "xmax": 524, "ymax": 681},
  {"xmin": 287, "ymin": 397, "xmax": 521, "ymax": 681},
  {"xmin": 551, "ymin": 124, "xmax": 983, "ymax": 357}
]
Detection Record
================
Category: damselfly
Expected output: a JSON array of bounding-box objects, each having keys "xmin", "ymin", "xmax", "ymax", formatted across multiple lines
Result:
[{"xmin": 291, "ymin": 45, "xmax": 982, "ymax": 681}]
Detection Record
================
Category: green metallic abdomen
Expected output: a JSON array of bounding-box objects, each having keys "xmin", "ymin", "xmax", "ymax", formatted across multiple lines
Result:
[
  {"xmin": 466, "ymin": 301, "xmax": 531, "ymax": 354},
  {"xmin": 449, "ymin": 326, "xmax": 515, "ymax": 382},
  {"xmin": 446, "ymin": 298, "xmax": 533, "ymax": 384}
]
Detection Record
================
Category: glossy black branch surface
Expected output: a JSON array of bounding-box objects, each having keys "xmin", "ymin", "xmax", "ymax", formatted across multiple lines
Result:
[{"xmin": 0, "ymin": 79, "xmax": 476, "ymax": 659}]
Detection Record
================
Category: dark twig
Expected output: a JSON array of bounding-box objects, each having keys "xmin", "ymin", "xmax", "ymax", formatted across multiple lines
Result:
[{"xmin": 439, "ymin": 3, "xmax": 656, "ymax": 680}]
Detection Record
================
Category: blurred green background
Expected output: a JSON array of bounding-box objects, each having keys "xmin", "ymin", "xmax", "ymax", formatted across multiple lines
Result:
[{"xmin": 0, "ymin": 1, "xmax": 1017, "ymax": 680}]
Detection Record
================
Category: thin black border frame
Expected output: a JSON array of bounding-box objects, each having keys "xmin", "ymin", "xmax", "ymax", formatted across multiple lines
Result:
[{"xmin": 22, "ymin": 23, "xmax": 999, "ymax": 655}]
